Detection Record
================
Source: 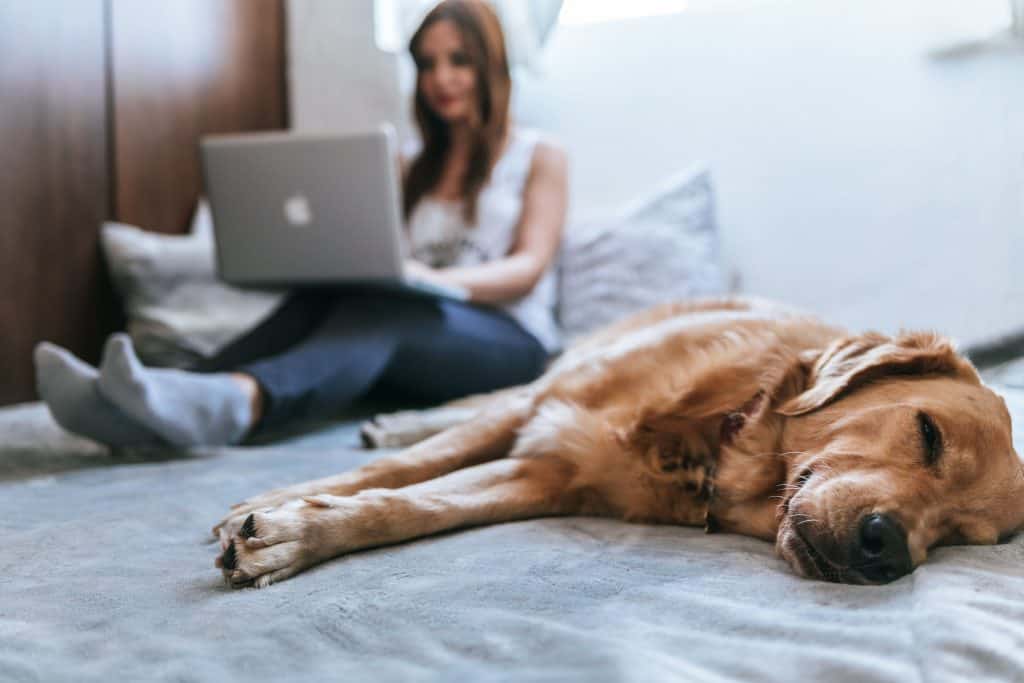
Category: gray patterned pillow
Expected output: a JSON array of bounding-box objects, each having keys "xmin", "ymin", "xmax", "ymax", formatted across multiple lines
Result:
[
  {"xmin": 100, "ymin": 201, "xmax": 284, "ymax": 367},
  {"xmin": 557, "ymin": 165, "xmax": 728, "ymax": 342}
]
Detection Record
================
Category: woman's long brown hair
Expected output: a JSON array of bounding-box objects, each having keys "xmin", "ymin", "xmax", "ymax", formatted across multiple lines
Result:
[{"xmin": 403, "ymin": 0, "xmax": 511, "ymax": 225}]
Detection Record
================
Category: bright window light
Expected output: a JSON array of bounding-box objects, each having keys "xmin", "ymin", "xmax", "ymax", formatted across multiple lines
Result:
[
  {"xmin": 558, "ymin": 0, "xmax": 788, "ymax": 25},
  {"xmin": 559, "ymin": 0, "xmax": 691, "ymax": 25}
]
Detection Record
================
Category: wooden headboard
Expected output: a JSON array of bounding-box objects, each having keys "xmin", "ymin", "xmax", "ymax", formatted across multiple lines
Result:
[{"xmin": 0, "ymin": 0, "xmax": 287, "ymax": 406}]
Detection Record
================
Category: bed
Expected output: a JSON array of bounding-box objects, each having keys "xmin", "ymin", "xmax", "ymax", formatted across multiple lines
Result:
[{"xmin": 2, "ymin": 361, "xmax": 1023, "ymax": 682}]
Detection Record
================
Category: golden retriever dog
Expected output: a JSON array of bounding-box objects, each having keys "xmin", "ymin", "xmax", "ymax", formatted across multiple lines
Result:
[{"xmin": 213, "ymin": 297, "xmax": 1024, "ymax": 587}]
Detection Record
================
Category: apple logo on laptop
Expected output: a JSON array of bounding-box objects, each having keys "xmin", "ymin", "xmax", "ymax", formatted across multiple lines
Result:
[{"xmin": 283, "ymin": 194, "xmax": 313, "ymax": 227}]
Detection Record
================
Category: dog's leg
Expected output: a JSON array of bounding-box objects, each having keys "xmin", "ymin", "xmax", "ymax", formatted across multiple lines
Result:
[
  {"xmin": 358, "ymin": 405, "xmax": 480, "ymax": 449},
  {"xmin": 213, "ymin": 398, "xmax": 532, "ymax": 543},
  {"xmin": 217, "ymin": 454, "xmax": 575, "ymax": 588},
  {"xmin": 359, "ymin": 386, "xmax": 530, "ymax": 449}
]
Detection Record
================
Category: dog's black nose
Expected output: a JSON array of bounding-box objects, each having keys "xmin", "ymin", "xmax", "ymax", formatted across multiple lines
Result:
[{"xmin": 852, "ymin": 513, "xmax": 913, "ymax": 583}]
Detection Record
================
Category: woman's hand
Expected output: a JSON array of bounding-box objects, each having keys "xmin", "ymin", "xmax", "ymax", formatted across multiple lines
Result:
[{"xmin": 404, "ymin": 259, "xmax": 452, "ymax": 288}]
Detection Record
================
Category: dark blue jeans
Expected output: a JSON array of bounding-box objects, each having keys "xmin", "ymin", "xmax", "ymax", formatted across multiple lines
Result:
[{"xmin": 195, "ymin": 289, "xmax": 549, "ymax": 433}]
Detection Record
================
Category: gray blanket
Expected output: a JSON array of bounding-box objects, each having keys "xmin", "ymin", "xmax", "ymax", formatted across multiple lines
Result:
[{"xmin": 3, "ymin": 380, "xmax": 1024, "ymax": 682}]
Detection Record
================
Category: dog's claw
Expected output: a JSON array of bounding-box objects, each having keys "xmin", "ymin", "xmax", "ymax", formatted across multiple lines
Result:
[{"xmin": 240, "ymin": 514, "xmax": 257, "ymax": 539}]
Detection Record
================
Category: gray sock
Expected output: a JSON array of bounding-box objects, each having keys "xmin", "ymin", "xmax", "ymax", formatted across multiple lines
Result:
[
  {"xmin": 34, "ymin": 342, "xmax": 163, "ymax": 447},
  {"xmin": 97, "ymin": 334, "xmax": 253, "ymax": 447}
]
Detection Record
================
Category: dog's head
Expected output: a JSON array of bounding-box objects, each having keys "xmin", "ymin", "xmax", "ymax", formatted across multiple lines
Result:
[{"xmin": 774, "ymin": 331, "xmax": 1024, "ymax": 584}]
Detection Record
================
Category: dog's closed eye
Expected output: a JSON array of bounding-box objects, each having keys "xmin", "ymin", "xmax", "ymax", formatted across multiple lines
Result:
[{"xmin": 918, "ymin": 411, "xmax": 942, "ymax": 468}]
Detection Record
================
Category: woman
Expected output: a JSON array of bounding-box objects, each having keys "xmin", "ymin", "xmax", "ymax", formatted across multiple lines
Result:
[{"xmin": 34, "ymin": 0, "xmax": 567, "ymax": 448}]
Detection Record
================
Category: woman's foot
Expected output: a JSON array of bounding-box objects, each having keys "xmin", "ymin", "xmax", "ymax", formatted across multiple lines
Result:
[
  {"xmin": 97, "ymin": 334, "xmax": 255, "ymax": 447},
  {"xmin": 34, "ymin": 342, "xmax": 163, "ymax": 447}
]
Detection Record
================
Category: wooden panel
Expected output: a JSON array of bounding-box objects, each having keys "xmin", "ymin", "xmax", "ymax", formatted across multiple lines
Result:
[
  {"xmin": 0, "ymin": 0, "xmax": 111, "ymax": 405},
  {"xmin": 0, "ymin": 0, "xmax": 286, "ymax": 406},
  {"xmin": 110, "ymin": 0, "xmax": 287, "ymax": 234}
]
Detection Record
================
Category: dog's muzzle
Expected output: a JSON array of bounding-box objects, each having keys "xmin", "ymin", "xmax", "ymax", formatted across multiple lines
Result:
[{"xmin": 849, "ymin": 513, "xmax": 913, "ymax": 584}]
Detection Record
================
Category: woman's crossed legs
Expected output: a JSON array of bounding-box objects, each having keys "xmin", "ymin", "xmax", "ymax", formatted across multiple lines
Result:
[{"xmin": 35, "ymin": 289, "xmax": 547, "ymax": 448}]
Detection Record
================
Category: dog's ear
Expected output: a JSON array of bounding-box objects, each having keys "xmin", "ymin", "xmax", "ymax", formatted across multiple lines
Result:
[{"xmin": 777, "ymin": 331, "xmax": 979, "ymax": 416}]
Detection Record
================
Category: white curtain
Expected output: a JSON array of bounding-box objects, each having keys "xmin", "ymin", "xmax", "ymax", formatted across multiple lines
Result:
[{"xmin": 376, "ymin": 0, "xmax": 563, "ymax": 73}]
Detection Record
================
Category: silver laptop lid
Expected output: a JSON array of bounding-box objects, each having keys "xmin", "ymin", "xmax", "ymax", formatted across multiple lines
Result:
[{"xmin": 200, "ymin": 126, "xmax": 406, "ymax": 287}]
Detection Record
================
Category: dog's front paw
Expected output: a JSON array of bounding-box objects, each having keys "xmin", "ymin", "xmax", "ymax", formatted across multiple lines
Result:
[
  {"xmin": 215, "ymin": 499, "xmax": 320, "ymax": 589},
  {"xmin": 211, "ymin": 488, "xmax": 315, "ymax": 544},
  {"xmin": 213, "ymin": 509, "xmax": 260, "ymax": 550}
]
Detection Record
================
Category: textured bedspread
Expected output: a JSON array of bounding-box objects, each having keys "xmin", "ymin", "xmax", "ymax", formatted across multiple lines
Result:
[{"xmin": 2, "ymin": 384, "xmax": 1024, "ymax": 682}]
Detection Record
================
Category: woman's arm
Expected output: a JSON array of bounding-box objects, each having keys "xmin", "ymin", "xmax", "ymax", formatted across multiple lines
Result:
[{"xmin": 411, "ymin": 140, "xmax": 569, "ymax": 305}]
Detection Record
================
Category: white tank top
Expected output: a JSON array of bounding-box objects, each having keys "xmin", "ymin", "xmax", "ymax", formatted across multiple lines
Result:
[{"xmin": 406, "ymin": 128, "xmax": 562, "ymax": 353}]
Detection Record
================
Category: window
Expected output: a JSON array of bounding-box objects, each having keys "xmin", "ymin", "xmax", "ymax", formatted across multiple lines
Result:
[
  {"xmin": 558, "ymin": 0, "xmax": 785, "ymax": 25},
  {"xmin": 559, "ymin": 0, "xmax": 692, "ymax": 25}
]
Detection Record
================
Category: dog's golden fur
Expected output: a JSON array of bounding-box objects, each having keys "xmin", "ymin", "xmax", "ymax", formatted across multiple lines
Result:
[{"xmin": 213, "ymin": 297, "xmax": 1024, "ymax": 587}]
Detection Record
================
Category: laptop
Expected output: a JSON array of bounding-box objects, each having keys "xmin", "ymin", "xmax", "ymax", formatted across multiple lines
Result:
[{"xmin": 199, "ymin": 125, "xmax": 469, "ymax": 301}]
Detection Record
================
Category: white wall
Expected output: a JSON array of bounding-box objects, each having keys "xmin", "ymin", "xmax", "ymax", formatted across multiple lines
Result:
[
  {"xmin": 287, "ymin": 0, "xmax": 408, "ymax": 138},
  {"xmin": 288, "ymin": 0, "xmax": 1024, "ymax": 347}
]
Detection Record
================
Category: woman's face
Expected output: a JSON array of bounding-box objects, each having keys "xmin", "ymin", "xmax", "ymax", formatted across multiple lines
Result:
[{"xmin": 415, "ymin": 19, "xmax": 478, "ymax": 125}]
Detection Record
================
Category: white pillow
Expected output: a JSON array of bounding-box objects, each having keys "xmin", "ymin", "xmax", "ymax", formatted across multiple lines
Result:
[
  {"xmin": 557, "ymin": 164, "xmax": 728, "ymax": 342},
  {"xmin": 101, "ymin": 201, "xmax": 284, "ymax": 367}
]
